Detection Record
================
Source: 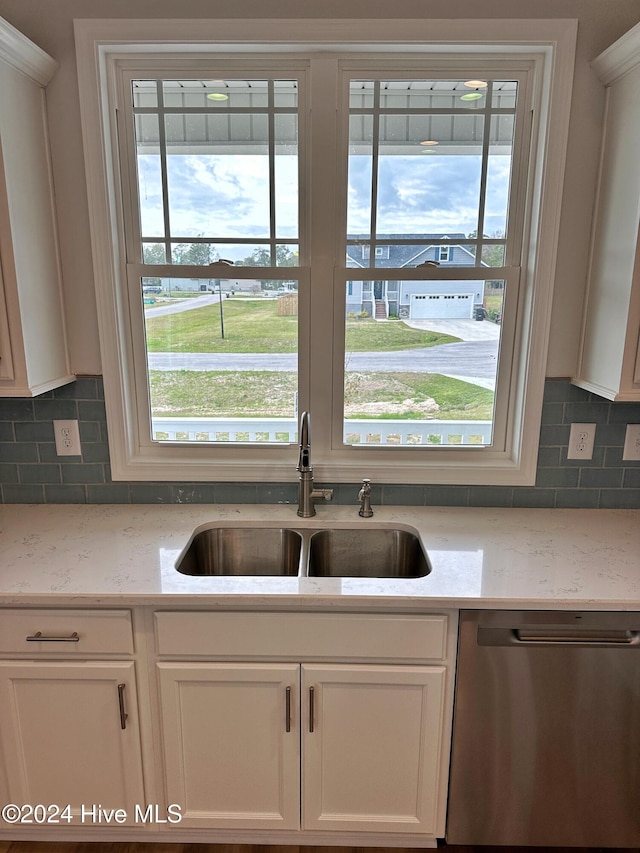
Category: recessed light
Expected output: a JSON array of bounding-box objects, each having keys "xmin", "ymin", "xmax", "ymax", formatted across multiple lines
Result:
[
  {"xmin": 464, "ymin": 80, "xmax": 488, "ymax": 89},
  {"xmin": 420, "ymin": 140, "xmax": 439, "ymax": 146}
]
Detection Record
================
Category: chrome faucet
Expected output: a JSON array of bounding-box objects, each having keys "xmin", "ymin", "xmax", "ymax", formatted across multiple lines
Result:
[
  {"xmin": 358, "ymin": 478, "xmax": 374, "ymax": 517},
  {"xmin": 297, "ymin": 412, "xmax": 333, "ymax": 517}
]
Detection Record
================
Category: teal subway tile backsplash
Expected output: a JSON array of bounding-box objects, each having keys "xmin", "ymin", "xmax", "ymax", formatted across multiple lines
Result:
[
  {"xmin": 1, "ymin": 377, "xmax": 639, "ymax": 508},
  {"xmin": 2, "ymin": 484, "xmax": 46, "ymax": 503},
  {"xmin": 45, "ymin": 484, "xmax": 88, "ymax": 503}
]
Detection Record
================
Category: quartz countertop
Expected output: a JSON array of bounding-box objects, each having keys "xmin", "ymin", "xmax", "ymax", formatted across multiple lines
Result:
[{"xmin": 0, "ymin": 503, "xmax": 639, "ymax": 610}]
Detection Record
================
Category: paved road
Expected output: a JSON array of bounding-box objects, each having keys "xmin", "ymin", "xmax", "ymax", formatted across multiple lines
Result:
[
  {"xmin": 147, "ymin": 340, "xmax": 499, "ymax": 388},
  {"xmin": 144, "ymin": 293, "xmax": 221, "ymax": 318},
  {"xmin": 144, "ymin": 299, "xmax": 500, "ymax": 387}
]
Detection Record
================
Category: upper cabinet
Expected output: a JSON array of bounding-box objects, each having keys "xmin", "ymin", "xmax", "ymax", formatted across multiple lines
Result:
[
  {"xmin": 0, "ymin": 17, "xmax": 73, "ymax": 397},
  {"xmin": 573, "ymin": 23, "xmax": 640, "ymax": 401}
]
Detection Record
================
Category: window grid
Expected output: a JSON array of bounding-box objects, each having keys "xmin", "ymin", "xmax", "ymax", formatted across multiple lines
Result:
[
  {"xmin": 347, "ymin": 78, "xmax": 516, "ymax": 267},
  {"xmin": 132, "ymin": 77, "xmax": 300, "ymax": 266}
]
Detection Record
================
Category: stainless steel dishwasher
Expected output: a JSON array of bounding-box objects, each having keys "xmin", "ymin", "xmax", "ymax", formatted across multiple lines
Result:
[{"xmin": 447, "ymin": 610, "xmax": 640, "ymax": 847}]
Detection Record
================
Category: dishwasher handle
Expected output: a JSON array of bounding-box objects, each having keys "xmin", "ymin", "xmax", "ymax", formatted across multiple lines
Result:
[{"xmin": 478, "ymin": 626, "xmax": 640, "ymax": 647}]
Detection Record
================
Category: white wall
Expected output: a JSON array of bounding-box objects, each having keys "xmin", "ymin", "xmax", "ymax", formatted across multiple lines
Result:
[{"xmin": 0, "ymin": 0, "xmax": 638, "ymax": 377}]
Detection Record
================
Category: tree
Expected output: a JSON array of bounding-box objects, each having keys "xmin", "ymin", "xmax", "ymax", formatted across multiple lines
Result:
[
  {"xmin": 172, "ymin": 240, "xmax": 219, "ymax": 265},
  {"xmin": 142, "ymin": 243, "xmax": 167, "ymax": 290},
  {"xmin": 143, "ymin": 243, "xmax": 167, "ymax": 264},
  {"xmin": 239, "ymin": 246, "xmax": 297, "ymax": 289},
  {"xmin": 467, "ymin": 229, "xmax": 505, "ymax": 268}
]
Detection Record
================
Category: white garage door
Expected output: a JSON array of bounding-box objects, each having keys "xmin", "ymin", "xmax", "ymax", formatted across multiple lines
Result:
[{"xmin": 410, "ymin": 293, "xmax": 473, "ymax": 319}]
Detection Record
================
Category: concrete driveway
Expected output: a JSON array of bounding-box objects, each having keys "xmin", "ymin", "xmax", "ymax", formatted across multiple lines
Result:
[{"xmin": 403, "ymin": 317, "xmax": 501, "ymax": 341}]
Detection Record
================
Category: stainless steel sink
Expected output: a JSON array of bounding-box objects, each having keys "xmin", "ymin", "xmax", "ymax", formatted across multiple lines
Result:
[
  {"xmin": 307, "ymin": 527, "xmax": 431, "ymax": 578},
  {"xmin": 176, "ymin": 526, "xmax": 303, "ymax": 576}
]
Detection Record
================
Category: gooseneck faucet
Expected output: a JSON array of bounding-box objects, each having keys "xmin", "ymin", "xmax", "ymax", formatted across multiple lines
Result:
[{"xmin": 297, "ymin": 412, "xmax": 333, "ymax": 517}]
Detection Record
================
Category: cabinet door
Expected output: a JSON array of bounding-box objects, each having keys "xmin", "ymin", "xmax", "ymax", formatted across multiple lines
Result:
[
  {"xmin": 0, "ymin": 661, "xmax": 145, "ymax": 820},
  {"xmin": 302, "ymin": 663, "xmax": 446, "ymax": 834},
  {"xmin": 158, "ymin": 662, "xmax": 300, "ymax": 829},
  {"xmin": 0, "ymin": 29, "xmax": 73, "ymax": 397}
]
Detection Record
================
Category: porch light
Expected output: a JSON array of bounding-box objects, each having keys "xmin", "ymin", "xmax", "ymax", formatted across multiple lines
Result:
[
  {"xmin": 461, "ymin": 79, "xmax": 487, "ymax": 102},
  {"xmin": 207, "ymin": 80, "xmax": 229, "ymax": 101}
]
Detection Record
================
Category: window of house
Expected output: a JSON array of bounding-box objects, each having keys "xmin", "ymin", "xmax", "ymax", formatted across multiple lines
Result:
[
  {"xmin": 361, "ymin": 245, "xmax": 390, "ymax": 260},
  {"xmin": 75, "ymin": 18, "xmax": 576, "ymax": 485}
]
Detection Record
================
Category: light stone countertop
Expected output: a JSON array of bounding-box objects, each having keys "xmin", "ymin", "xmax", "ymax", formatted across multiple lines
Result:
[{"xmin": 0, "ymin": 503, "xmax": 639, "ymax": 610}]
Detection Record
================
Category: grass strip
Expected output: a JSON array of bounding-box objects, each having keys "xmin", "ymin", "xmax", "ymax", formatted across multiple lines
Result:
[{"xmin": 149, "ymin": 370, "xmax": 494, "ymax": 421}]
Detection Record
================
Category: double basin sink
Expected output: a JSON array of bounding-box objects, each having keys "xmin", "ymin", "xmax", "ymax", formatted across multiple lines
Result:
[{"xmin": 176, "ymin": 523, "xmax": 431, "ymax": 579}]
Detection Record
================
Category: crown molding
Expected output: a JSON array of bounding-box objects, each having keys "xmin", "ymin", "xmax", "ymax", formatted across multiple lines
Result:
[
  {"xmin": 0, "ymin": 16, "xmax": 58, "ymax": 86},
  {"xmin": 592, "ymin": 21, "xmax": 640, "ymax": 86}
]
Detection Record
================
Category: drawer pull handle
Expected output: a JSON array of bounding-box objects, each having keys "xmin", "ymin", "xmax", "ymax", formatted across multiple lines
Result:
[
  {"xmin": 26, "ymin": 631, "xmax": 80, "ymax": 643},
  {"xmin": 309, "ymin": 686, "xmax": 315, "ymax": 733},
  {"xmin": 117, "ymin": 683, "xmax": 128, "ymax": 730},
  {"xmin": 285, "ymin": 686, "xmax": 292, "ymax": 733}
]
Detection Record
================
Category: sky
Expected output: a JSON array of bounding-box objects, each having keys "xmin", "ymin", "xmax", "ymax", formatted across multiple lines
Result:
[{"xmin": 137, "ymin": 150, "xmax": 511, "ymax": 259}]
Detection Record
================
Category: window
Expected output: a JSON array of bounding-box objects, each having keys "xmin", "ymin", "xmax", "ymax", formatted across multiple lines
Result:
[
  {"xmin": 75, "ymin": 18, "xmax": 577, "ymax": 484},
  {"xmin": 361, "ymin": 245, "xmax": 390, "ymax": 260},
  {"xmin": 132, "ymin": 76, "xmax": 301, "ymax": 443}
]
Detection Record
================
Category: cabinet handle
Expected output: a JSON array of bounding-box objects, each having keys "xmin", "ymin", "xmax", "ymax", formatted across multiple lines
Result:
[
  {"xmin": 26, "ymin": 631, "xmax": 80, "ymax": 643},
  {"xmin": 117, "ymin": 683, "xmax": 128, "ymax": 730},
  {"xmin": 285, "ymin": 686, "xmax": 292, "ymax": 733},
  {"xmin": 309, "ymin": 686, "xmax": 315, "ymax": 733}
]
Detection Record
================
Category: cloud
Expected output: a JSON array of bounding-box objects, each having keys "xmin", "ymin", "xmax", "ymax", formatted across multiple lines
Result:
[
  {"xmin": 138, "ymin": 154, "xmax": 298, "ymax": 240},
  {"xmin": 167, "ymin": 156, "xmax": 269, "ymax": 237},
  {"xmin": 347, "ymin": 153, "xmax": 510, "ymax": 237},
  {"xmin": 377, "ymin": 156, "xmax": 482, "ymax": 234},
  {"xmin": 138, "ymin": 150, "xmax": 510, "ymax": 245}
]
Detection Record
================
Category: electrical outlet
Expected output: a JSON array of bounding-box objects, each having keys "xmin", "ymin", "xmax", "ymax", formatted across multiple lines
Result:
[
  {"xmin": 567, "ymin": 422, "xmax": 596, "ymax": 460},
  {"xmin": 53, "ymin": 419, "xmax": 82, "ymax": 457},
  {"xmin": 623, "ymin": 424, "xmax": 640, "ymax": 461}
]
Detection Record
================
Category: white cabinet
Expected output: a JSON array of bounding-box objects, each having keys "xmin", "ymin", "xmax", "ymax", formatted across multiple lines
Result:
[
  {"xmin": 302, "ymin": 663, "xmax": 446, "ymax": 834},
  {"xmin": 573, "ymin": 22, "xmax": 640, "ymax": 400},
  {"xmin": 158, "ymin": 662, "xmax": 300, "ymax": 830},
  {"xmin": 158, "ymin": 661, "xmax": 445, "ymax": 835},
  {"xmin": 0, "ymin": 661, "xmax": 144, "ymax": 818},
  {"xmin": 0, "ymin": 604, "xmax": 456, "ymax": 844},
  {"xmin": 0, "ymin": 609, "xmax": 145, "ymax": 825},
  {"xmin": 0, "ymin": 17, "xmax": 73, "ymax": 396},
  {"xmin": 154, "ymin": 610, "xmax": 455, "ymax": 842}
]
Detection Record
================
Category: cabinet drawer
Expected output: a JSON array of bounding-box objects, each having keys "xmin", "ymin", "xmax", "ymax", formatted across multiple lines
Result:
[
  {"xmin": 155, "ymin": 611, "xmax": 448, "ymax": 661},
  {"xmin": 0, "ymin": 609, "xmax": 134, "ymax": 655}
]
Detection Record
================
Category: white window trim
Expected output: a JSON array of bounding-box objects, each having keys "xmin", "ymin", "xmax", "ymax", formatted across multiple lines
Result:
[{"xmin": 74, "ymin": 18, "xmax": 577, "ymax": 485}]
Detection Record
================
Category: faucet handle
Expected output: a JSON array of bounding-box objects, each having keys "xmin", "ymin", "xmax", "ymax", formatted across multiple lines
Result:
[
  {"xmin": 358, "ymin": 478, "xmax": 373, "ymax": 517},
  {"xmin": 358, "ymin": 477, "xmax": 372, "ymax": 495}
]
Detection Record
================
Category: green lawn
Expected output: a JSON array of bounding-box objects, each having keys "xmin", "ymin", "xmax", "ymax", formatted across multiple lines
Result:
[
  {"xmin": 149, "ymin": 370, "xmax": 494, "ymax": 421},
  {"xmin": 145, "ymin": 299, "xmax": 459, "ymax": 353},
  {"xmin": 145, "ymin": 299, "xmax": 492, "ymax": 423}
]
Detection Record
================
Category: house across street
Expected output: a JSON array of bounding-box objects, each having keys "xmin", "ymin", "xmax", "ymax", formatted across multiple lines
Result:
[{"xmin": 346, "ymin": 233, "xmax": 499, "ymax": 320}]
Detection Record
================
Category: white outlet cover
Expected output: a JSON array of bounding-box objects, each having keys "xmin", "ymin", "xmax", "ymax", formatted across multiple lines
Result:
[
  {"xmin": 567, "ymin": 422, "xmax": 596, "ymax": 460},
  {"xmin": 622, "ymin": 424, "xmax": 640, "ymax": 461},
  {"xmin": 53, "ymin": 419, "xmax": 82, "ymax": 456}
]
